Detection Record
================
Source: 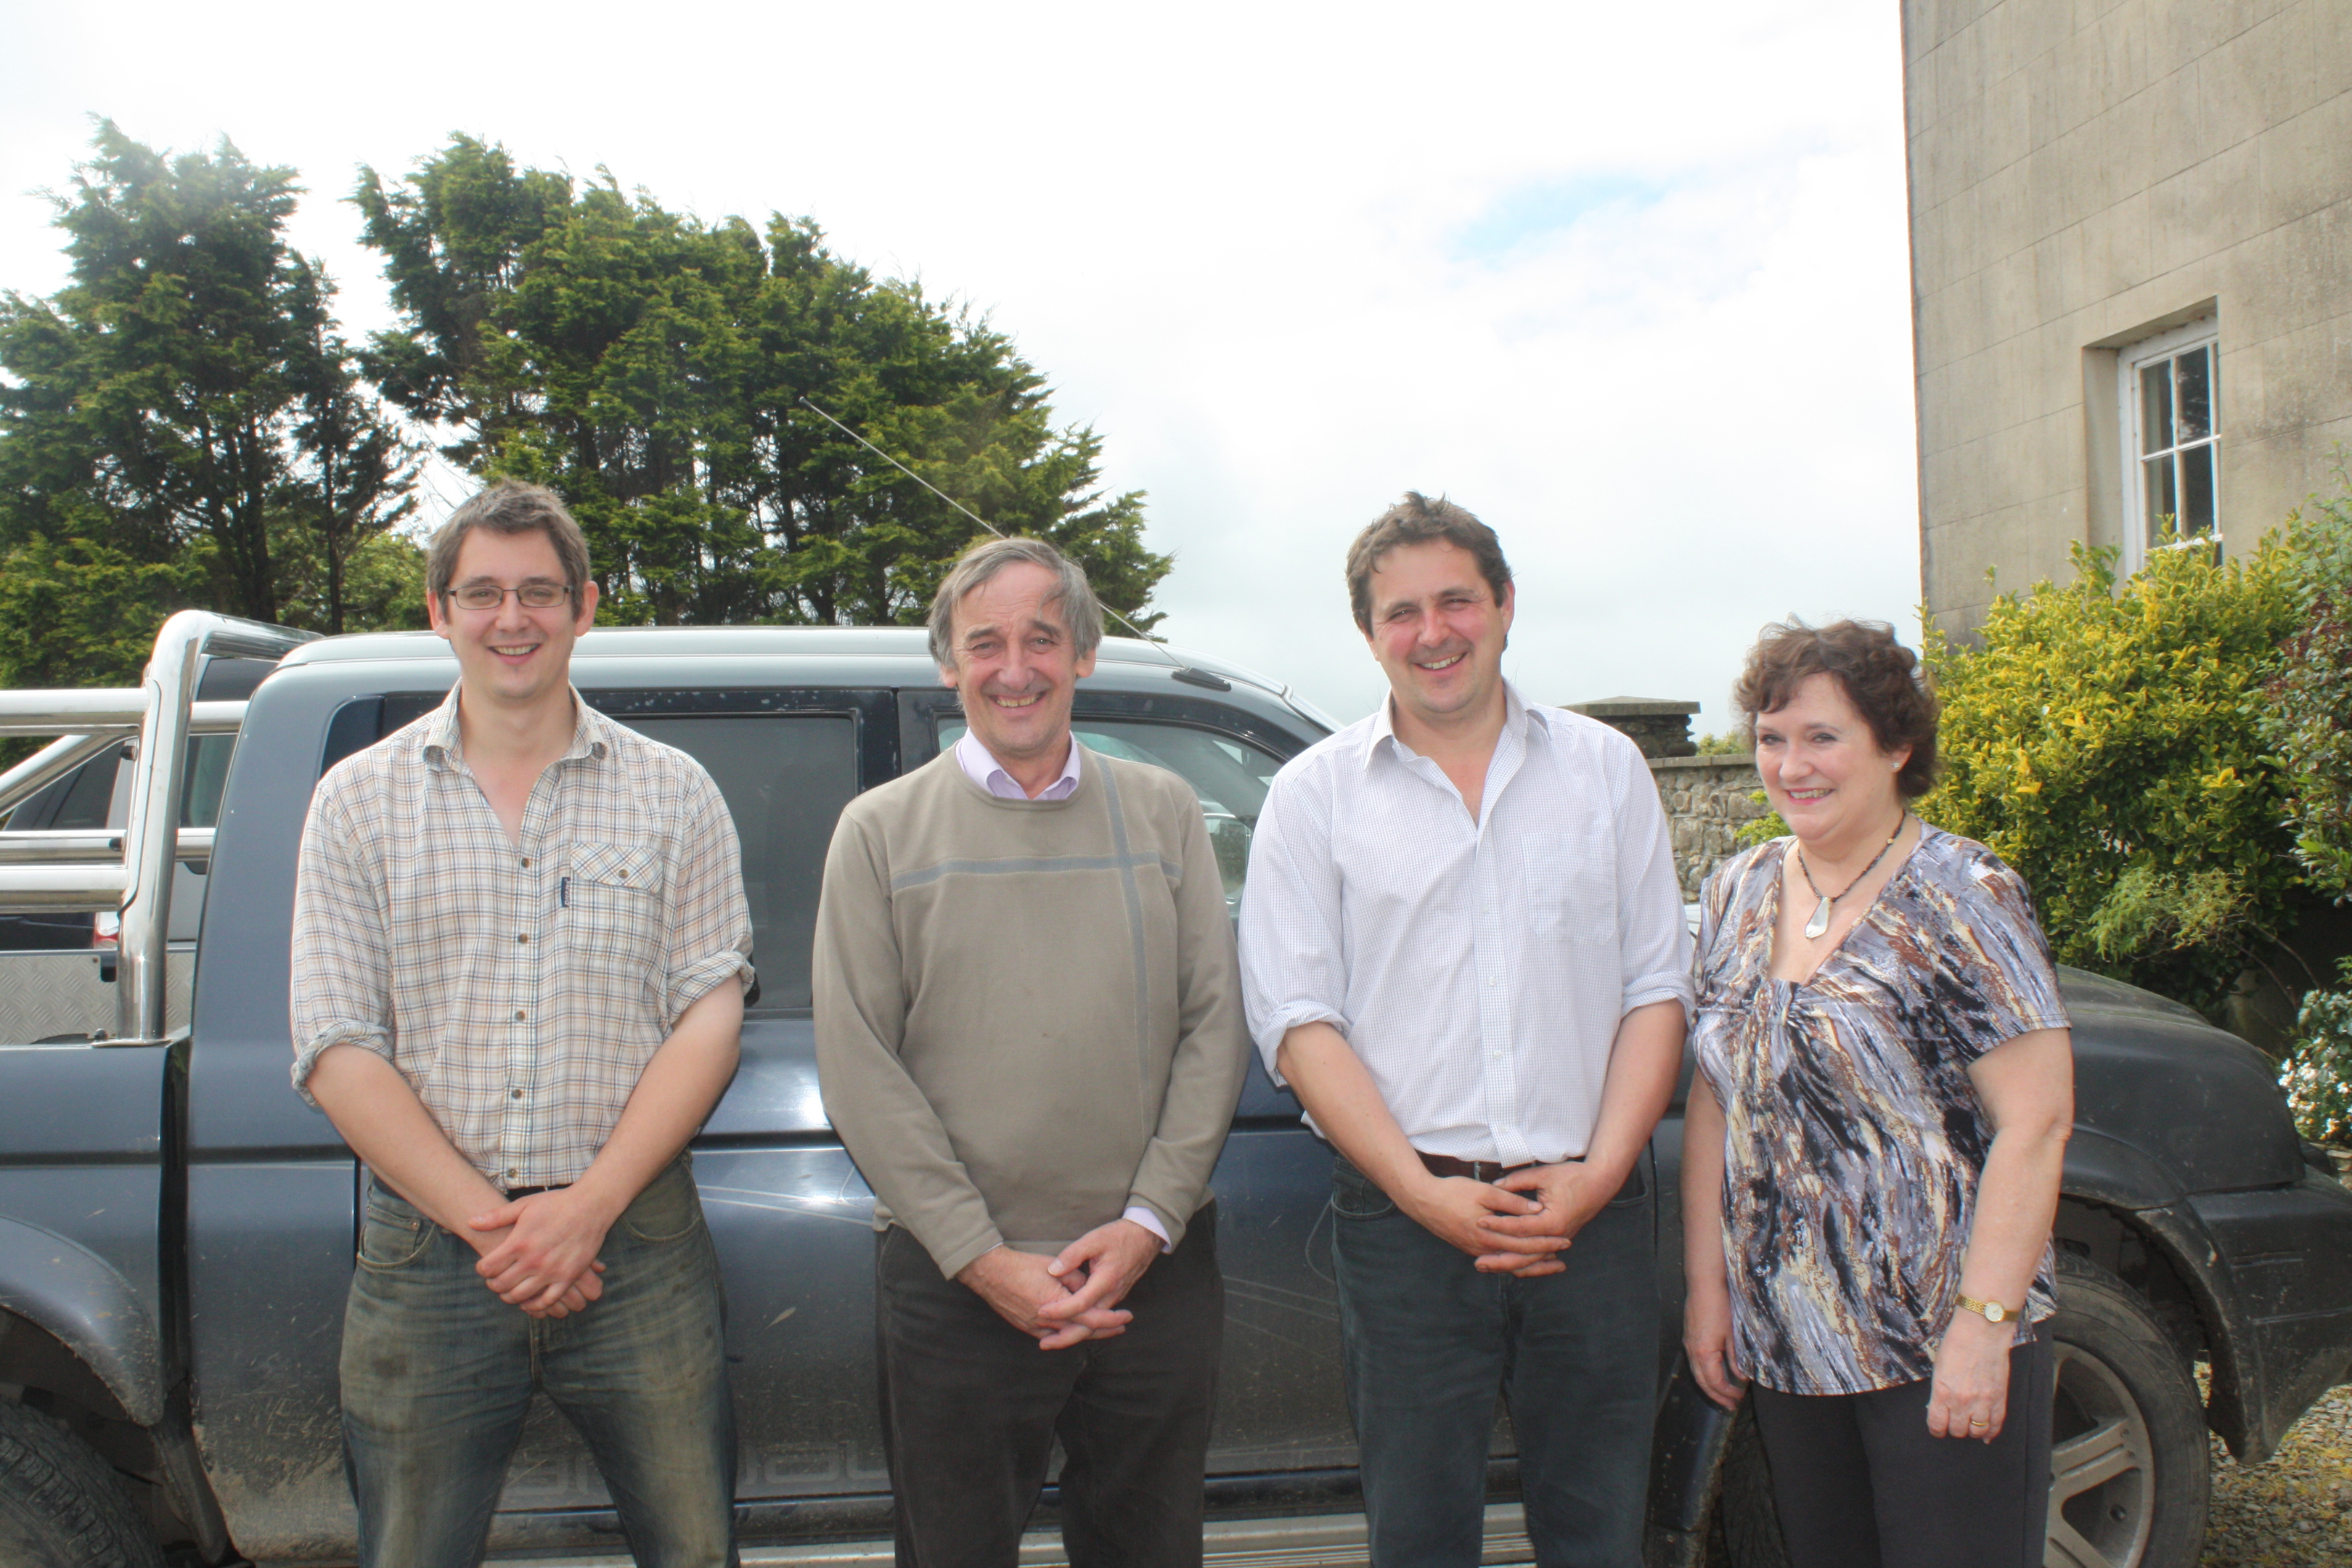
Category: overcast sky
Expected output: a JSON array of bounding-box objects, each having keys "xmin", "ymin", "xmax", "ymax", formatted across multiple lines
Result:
[{"xmin": 1, "ymin": 0, "xmax": 1920, "ymax": 734}]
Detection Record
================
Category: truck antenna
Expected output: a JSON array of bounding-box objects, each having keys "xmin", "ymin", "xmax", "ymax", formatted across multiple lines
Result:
[{"xmin": 796, "ymin": 396, "xmax": 1227, "ymax": 690}]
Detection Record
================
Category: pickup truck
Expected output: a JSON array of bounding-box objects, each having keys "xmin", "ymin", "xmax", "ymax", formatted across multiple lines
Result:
[{"xmin": 0, "ymin": 610, "xmax": 2346, "ymax": 1568}]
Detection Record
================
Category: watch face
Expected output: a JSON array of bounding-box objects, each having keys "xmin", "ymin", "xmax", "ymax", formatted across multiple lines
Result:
[{"xmin": 1985, "ymin": 1302, "xmax": 2009, "ymax": 1323}]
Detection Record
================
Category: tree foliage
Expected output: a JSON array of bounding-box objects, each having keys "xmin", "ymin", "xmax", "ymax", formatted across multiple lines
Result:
[
  {"xmin": 353, "ymin": 136, "xmax": 1168, "ymax": 630},
  {"xmin": 0, "ymin": 122, "xmax": 418, "ymax": 682},
  {"xmin": 1917, "ymin": 541, "xmax": 2303, "ymax": 1016},
  {"xmin": 2257, "ymin": 482, "xmax": 2352, "ymax": 903}
]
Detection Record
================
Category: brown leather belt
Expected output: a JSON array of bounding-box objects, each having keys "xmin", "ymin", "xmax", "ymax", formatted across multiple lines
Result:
[{"xmin": 1417, "ymin": 1152, "xmax": 1538, "ymax": 1183}]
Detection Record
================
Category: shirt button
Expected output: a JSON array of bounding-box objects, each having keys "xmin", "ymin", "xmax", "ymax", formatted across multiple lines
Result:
[
  {"xmin": 517, "ymin": 933, "xmax": 529, "ymax": 944},
  {"xmin": 510, "ymin": 1087, "xmax": 523, "ymax": 1100},
  {"xmin": 506, "ymin": 1168, "xmax": 518, "ymax": 1180},
  {"xmin": 514, "ymin": 1009, "xmax": 526, "ymax": 1021},
  {"xmin": 520, "ymin": 857, "xmax": 531, "ymax": 869},
  {"xmin": 1487, "ymin": 978, "xmax": 1497, "ymax": 987}
]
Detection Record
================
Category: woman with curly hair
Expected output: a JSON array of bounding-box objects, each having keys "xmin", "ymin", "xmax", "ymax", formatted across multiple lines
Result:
[{"xmin": 1682, "ymin": 618, "xmax": 2075, "ymax": 1568}]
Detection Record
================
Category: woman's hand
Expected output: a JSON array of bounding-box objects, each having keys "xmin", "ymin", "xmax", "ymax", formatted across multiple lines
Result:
[
  {"xmin": 1926, "ymin": 1312, "xmax": 2014, "ymax": 1441},
  {"xmin": 1684, "ymin": 1283, "xmax": 1748, "ymax": 1411}
]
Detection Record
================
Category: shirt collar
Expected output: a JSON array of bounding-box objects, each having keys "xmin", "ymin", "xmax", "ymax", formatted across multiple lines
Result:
[
  {"xmin": 1360, "ymin": 679, "xmax": 1538, "ymax": 771},
  {"xmin": 422, "ymin": 684, "xmax": 611, "ymax": 773},
  {"xmin": 954, "ymin": 727, "xmax": 1084, "ymax": 801}
]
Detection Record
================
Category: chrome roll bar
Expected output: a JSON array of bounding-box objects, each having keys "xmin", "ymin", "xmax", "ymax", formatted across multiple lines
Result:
[{"xmin": 0, "ymin": 611, "xmax": 317, "ymax": 1043}]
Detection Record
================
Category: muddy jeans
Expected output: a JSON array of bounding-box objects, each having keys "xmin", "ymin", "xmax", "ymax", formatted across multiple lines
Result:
[{"xmin": 338, "ymin": 1157, "xmax": 738, "ymax": 1568}]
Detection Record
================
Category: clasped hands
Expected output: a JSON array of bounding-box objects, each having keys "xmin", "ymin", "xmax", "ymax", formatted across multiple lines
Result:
[
  {"xmin": 957, "ymin": 1217, "xmax": 1163, "ymax": 1351},
  {"xmin": 465, "ymin": 1186, "xmax": 616, "ymax": 1319},
  {"xmin": 1407, "ymin": 1160, "xmax": 1622, "ymax": 1278}
]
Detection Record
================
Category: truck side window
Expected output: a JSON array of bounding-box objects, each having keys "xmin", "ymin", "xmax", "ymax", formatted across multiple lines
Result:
[
  {"xmin": 615, "ymin": 714, "xmax": 859, "ymax": 1013},
  {"xmin": 938, "ymin": 717, "xmax": 1281, "ymax": 911}
]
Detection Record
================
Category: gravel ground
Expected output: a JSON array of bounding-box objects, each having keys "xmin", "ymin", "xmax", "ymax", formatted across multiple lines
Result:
[{"xmin": 2202, "ymin": 1381, "xmax": 2352, "ymax": 1566}]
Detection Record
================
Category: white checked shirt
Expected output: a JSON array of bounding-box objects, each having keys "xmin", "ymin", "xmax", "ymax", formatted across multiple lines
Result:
[
  {"xmin": 1239, "ymin": 682, "xmax": 1692, "ymax": 1165},
  {"xmin": 290, "ymin": 687, "xmax": 755, "ymax": 1189}
]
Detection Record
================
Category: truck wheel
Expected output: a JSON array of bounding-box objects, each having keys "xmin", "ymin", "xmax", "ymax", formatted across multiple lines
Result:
[
  {"xmin": 1714, "ymin": 1403, "xmax": 1789, "ymax": 1568},
  {"xmin": 0, "ymin": 1398, "xmax": 163, "ymax": 1568},
  {"xmin": 1709, "ymin": 1255, "xmax": 2208, "ymax": 1568},
  {"xmin": 2045, "ymin": 1252, "xmax": 2208, "ymax": 1568}
]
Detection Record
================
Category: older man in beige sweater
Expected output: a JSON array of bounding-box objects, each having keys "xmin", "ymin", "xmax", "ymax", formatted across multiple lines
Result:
[{"xmin": 814, "ymin": 536, "xmax": 1250, "ymax": 1568}]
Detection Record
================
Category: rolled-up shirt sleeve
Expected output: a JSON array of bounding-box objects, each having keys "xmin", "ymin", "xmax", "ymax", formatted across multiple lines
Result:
[
  {"xmin": 1609, "ymin": 742, "xmax": 1695, "ymax": 1018},
  {"xmin": 1238, "ymin": 761, "xmax": 1351, "ymax": 1084},
  {"xmin": 658, "ymin": 766, "xmax": 756, "ymax": 1029},
  {"xmin": 288, "ymin": 779, "xmax": 393, "ymax": 1104}
]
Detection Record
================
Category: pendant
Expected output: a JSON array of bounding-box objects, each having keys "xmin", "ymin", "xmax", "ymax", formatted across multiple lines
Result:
[{"xmin": 1804, "ymin": 896, "xmax": 1832, "ymax": 940}]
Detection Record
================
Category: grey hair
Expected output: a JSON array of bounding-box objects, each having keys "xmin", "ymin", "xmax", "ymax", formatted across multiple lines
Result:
[{"xmin": 926, "ymin": 536, "xmax": 1105, "ymax": 668}]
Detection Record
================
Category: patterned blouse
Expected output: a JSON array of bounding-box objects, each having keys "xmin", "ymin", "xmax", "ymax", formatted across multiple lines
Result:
[{"xmin": 1690, "ymin": 825, "xmax": 2070, "ymax": 1396}]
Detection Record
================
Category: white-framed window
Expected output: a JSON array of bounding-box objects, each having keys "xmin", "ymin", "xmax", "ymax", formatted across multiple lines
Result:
[{"xmin": 2118, "ymin": 318, "xmax": 2220, "ymax": 568}]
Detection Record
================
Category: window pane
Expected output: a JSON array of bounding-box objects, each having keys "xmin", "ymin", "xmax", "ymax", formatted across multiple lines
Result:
[
  {"xmin": 2144, "ymin": 454, "xmax": 2177, "ymax": 544},
  {"xmin": 44, "ymin": 747, "xmax": 126, "ymax": 832},
  {"xmin": 2181, "ymin": 443, "xmax": 2216, "ymax": 537},
  {"xmin": 181, "ymin": 735, "xmax": 234, "ymax": 828},
  {"xmin": 620, "ymin": 714, "xmax": 860, "ymax": 1012},
  {"xmin": 938, "ymin": 717, "xmax": 1283, "ymax": 911},
  {"xmin": 2141, "ymin": 361, "xmax": 2175, "ymax": 454},
  {"xmin": 2177, "ymin": 346, "xmax": 2212, "ymax": 441}
]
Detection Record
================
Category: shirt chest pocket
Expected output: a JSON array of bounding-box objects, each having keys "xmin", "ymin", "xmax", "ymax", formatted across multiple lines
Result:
[
  {"xmin": 564, "ymin": 842, "xmax": 661, "ymax": 965},
  {"xmin": 1522, "ymin": 828, "xmax": 1617, "ymax": 947}
]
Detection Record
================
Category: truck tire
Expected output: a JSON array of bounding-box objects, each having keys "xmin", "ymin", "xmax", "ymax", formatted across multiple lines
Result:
[
  {"xmin": 0, "ymin": 1398, "xmax": 163, "ymax": 1568},
  {"xmin": 2045, "ymin": 1251, "xmax": 2208, "ymax": 1568},
  {"xmin": 1714, "ymin": 1403, "xmax": 1788, "ymax": 1568},
  {"xmin": 1710, "ymin": 1254, "xmax": 2208, "ymax": 1568}
]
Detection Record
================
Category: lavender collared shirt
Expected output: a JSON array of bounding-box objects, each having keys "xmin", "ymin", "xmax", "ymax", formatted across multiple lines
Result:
[{"xmin": 951, "ymin": 727, "xmax": 1172, "ymax": 1253}]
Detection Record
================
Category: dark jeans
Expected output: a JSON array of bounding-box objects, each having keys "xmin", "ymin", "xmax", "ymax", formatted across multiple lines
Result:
[
  {"xmin": 1330, "ymin": 1154, "xmax": 1659, "ymax": 1568},
  {"xmin": 874, "ymin": 1206, "xmax": 1223, "ymax": 1568},
  {"xmin": 1749, "ymin": 1333, "xmax": 2057, "ymax": 1568},
  {"xmin": 338, "ymin": 1158, "xmax": 738, "ymax": 1568}
]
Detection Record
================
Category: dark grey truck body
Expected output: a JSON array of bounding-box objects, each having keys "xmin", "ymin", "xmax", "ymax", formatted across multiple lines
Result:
[{"xmin": 0, "ymin": 623, "xmax": 2347, "ymax": 1566}]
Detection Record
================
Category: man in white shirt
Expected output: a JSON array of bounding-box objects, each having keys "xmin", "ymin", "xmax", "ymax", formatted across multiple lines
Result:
[{"xmin": 1238, "ymin": 494, "xmax": 1691, "ymax": 1568}]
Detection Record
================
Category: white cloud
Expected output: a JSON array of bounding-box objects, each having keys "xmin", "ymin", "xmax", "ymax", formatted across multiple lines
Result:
[{"xmin": 0, "ymin": 0, "xmax": 1919, "ymax": 731}]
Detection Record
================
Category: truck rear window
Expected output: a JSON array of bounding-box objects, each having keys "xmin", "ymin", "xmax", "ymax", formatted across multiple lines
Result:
[
  {"xmin": 328, "ymin": 696, "xmax": 859, "ymax": 1012},
  {"xmin": 623, "ymin": 714, "xmax": 857, "ymax": 1012}
]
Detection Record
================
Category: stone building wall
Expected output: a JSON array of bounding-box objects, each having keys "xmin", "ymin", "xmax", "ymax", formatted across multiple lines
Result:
[
  {"xmin": 1904, "ymin": 0, "xmax": 2352, "ymax": 636},
  {"xmin": 1649, "ymin": 754, "xmax": 1767, "ymax": 901}
]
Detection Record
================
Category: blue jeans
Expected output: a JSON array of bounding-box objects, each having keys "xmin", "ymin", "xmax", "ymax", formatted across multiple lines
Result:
[
  {"xmin": 1330, "ymin": 1154, "xmax": 1658, "ymax": 1568},
  {"xmin": 338, "ymin": 1158, "xmax": 738, "ymax": 1568}
]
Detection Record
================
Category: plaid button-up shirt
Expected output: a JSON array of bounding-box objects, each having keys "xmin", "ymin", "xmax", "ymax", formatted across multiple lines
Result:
[{"xmin": 290, "ymin": 686, "xmax": 754, "ymax": 1188}]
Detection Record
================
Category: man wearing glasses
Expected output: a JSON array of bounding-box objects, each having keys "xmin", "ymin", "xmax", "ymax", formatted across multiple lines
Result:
[{"xmin": 291, "ymin": 481, "xmax": 754, "ymax": 1567}]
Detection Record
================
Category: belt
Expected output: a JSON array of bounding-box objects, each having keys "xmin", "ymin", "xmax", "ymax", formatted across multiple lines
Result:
[
  {"xmin": 1417, "ymin": 1152, "xmax": 1539, "ymax": 1183},
  {"xmin": 502, "ymin": 1184, "xmax": 569, "ymax": 1199}
]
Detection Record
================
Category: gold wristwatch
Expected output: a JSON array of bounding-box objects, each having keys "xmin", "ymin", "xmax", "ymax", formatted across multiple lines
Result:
[{"xmin": 1953, "ymin": 1293, "xmax": 2015, "ymax": 1324}]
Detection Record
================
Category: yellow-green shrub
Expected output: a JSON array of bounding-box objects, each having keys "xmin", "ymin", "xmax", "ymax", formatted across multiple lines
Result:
[{"xmin": 1918, "ymin": 541, "xmax": 2300, "ymax": 1016}]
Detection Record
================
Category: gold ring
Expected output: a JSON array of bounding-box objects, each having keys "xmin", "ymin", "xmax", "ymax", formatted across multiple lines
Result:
[{"xmin": 1967, "ymin": 1418, "xmax": 1988, "ymax": 1427}]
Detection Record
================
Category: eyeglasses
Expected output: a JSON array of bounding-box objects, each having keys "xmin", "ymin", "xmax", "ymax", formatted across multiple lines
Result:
[{"xmin": 448, "ymin": 581, "xmax": 573, "ymax": 611}]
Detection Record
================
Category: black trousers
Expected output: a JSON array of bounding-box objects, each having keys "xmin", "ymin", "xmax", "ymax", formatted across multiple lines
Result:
[
  {"xmin": 874, "ymin": 1206, "xmax": 1222, "ymax": 1568},
  {"xmin": 1749, "ymin": 1334, "xmax": 2056, "ymax": 1568}
]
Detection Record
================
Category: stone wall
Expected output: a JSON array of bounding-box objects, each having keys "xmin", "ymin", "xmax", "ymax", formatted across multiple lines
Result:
[{"xmin": 1649, "ymin": 754, "xmax": 1766, "ymax": 901}]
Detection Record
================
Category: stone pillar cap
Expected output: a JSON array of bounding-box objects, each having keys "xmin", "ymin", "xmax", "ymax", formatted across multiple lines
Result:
[{"xmin": 1563, "ymin": 697, "xmax": 1702, "ymax": 716}]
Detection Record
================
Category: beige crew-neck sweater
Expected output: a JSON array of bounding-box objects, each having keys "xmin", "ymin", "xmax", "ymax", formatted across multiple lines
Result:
[{"xmin": 814, "ymin": 745, "xmax": 1251, "ymax": 1281}]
